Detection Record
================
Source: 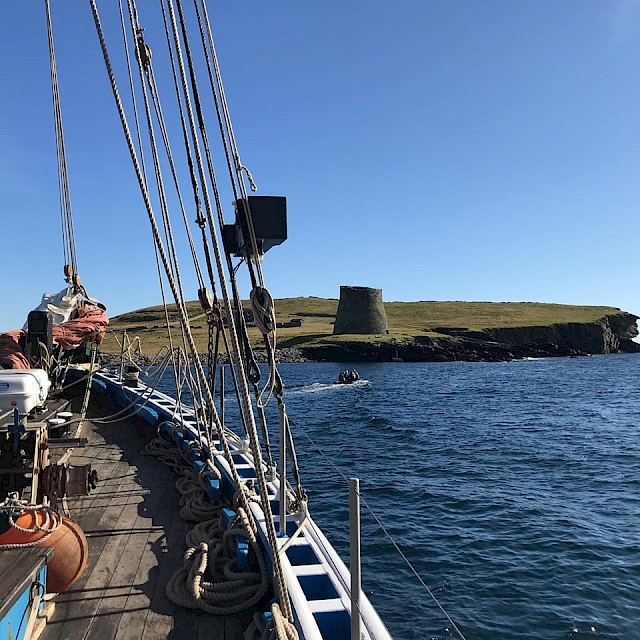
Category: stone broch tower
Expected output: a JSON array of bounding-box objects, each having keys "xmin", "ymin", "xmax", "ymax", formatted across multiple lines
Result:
[{"xmin": 333, "ymin": 286, "xmax": 388, "ymax": 335}]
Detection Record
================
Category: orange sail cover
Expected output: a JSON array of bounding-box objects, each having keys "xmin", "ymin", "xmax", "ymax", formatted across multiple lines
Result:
[{"xmin": 0, "ymin": 301, "xmax": 108, "ymax": 369}]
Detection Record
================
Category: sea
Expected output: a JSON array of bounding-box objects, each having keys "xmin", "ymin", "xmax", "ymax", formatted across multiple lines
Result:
[{"xmin": 156, "ymin": 354, "xmax": 640, "ymax": 640}]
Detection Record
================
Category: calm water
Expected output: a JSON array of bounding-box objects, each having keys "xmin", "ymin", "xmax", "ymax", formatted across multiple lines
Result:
[{"xmin": 158, "ymin": 355, "xmax": 640, "ymax": 639}]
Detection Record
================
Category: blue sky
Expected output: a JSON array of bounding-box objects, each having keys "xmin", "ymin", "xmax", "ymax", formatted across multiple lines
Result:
[{"xmin": 1, "ymin": 1, "xmax": 640, "ymax": 330}]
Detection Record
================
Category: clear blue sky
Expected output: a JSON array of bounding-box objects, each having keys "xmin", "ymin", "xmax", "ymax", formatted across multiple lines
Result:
[{"xmin": 1, "ymin": 1, "xmax": 640, "ymax": 330}]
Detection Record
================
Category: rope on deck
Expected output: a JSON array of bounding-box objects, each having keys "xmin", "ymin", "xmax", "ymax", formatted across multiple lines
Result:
[{"xmin": 143, "ymin": 432, "xmax": 270, "ymax": 615}]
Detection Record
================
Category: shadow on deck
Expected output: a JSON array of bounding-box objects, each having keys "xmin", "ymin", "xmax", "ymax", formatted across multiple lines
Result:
[{"xmin": 41, "ymin": 393, "xmax": 262, "ymax": 640}]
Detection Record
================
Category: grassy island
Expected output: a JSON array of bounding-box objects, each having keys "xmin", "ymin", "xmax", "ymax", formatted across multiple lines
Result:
[{"xmin": 99, "ymin": 298, "xmax": 627, "ymax": 356}]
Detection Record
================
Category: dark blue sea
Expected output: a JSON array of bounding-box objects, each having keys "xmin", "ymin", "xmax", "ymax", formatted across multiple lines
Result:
[{"xmin": 158, "ymin": 355, "xmax": 640, "ymax": 640}]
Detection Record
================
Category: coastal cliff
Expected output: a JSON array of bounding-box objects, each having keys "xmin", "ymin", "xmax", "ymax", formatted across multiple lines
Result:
[
  {"xmin": 297, "ymin": 312, "xmax": 640, "ymax": 362},
  {"xmin": 482, "ymin": 313, "xmax": 639, "ymax": 354}
]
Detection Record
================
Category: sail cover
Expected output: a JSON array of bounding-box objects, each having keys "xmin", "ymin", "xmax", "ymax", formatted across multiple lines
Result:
[{"xmin": 0, "ymin": 301, "xmax": 108, "ymax": 369}]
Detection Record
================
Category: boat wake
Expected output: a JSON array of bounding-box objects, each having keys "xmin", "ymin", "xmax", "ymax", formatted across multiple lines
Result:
[{"xmin": 288, "ymin": 379, "xmax": 370, "ymax": 395}]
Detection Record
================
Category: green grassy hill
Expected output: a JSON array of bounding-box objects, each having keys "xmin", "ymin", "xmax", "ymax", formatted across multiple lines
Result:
[{"xmin": 100, "ymin": 298, "xmax": 624, "ymax": 354}]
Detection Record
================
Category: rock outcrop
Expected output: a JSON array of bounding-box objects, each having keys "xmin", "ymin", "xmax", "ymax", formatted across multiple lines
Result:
[
  {"xmin": 300, "ymin": 313, "xmax": 640, "ymax": 362},
  {"xmin": 437, "ymin": 313, "xmax": 640, "ymax": 355}
]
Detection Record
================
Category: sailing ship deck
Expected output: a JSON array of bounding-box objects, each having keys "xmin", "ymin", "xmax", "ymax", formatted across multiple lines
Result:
[{"xmin": 40, "ymin": 396, "xmax": 249, "ymax": 640}]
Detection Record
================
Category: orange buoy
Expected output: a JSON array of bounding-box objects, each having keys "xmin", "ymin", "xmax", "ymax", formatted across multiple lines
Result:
[{"xmin": 0, "ymin": 506, "xmax": 88, "ymax": 593}]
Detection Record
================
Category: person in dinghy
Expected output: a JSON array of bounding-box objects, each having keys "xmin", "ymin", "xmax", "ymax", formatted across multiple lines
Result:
[{"xmin": 337, "ymin": 369, "xmax": 360, "ymax": 384}]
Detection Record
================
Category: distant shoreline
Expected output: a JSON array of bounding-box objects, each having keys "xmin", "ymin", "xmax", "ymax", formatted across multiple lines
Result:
[
  {"xmin": 102, "ymin": 299, "xmax": 640, "ymax": 362},
  {"xmin": 106, "ymin": 337, "xmax": 640, "ymax": 368}
]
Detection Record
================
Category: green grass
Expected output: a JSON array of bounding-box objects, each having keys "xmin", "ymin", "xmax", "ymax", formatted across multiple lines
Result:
[
  {"xmin": 100, "ymin": 297, "xmax": 624, "ymax": 354},
  {"xmin": 384, "ymin": 301, "xmax": 622, "ymax": 331}
]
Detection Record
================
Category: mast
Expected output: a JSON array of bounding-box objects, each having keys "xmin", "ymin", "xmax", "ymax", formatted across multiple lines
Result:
[{"xmin": 44, "ymin": 0, "xmax": 80, "ymax": 290}]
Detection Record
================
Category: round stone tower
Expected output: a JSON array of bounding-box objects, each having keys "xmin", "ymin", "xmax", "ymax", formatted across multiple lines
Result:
[{"xmin": 333, "ymin": 286, "xmax": 388, "ymax": 335}]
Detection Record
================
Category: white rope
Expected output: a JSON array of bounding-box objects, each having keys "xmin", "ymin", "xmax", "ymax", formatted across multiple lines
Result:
[
  {"xmin": 176, "ymin": 464, "xmax": 222, "ymax": 522},
  {"xmin": 244, "ymin": 602, "xmax": 298, "ymax": 640},
  {"xmin": 250, "ymin": 286, "xmax": 279, "ymax": 408},
  {"xmin": 57, "ymin": 343, "xmax": 99, "ymax": 468},
  {"xmin": 160, "ymin": 0, "xmax": 294, "ymax": 615},
  {"xmin": 277, "ymin": 510, "xmax": 309, "ymax": 556},
  {"xmin": 76, "ymin": 342, "xmax": 98, "ymax": 434},
  {"xmin": 165, "ymin": 506, "xmax": 269, "ymax": 614},
  {"xmin": 45, "ymin": 0, "xmax": 78, "ymax": 276},
  {"xmin": 61, "ymin": 355, "xmax": 171, "ymax": 430},
  {"xmin": 142, "ymin": 436, "xmax": 183, "ymax": 470},
  {"xmin": 271, "ymin": 603, "xmax": 297, "ymax": 640},
  {"xmin": 90, "ymin": 0, "xmax": 249, "ymax": 507},
  {"xmin": 194, "ymin": 0, "xmax": 263, "ymax": 280},
  {"xmin": 144, "ymin": 421, "xmax": 270, "ymax": 616},
  {"xmin": 0, "ymin": 493, "xmax": 62, "ymax": 550}
]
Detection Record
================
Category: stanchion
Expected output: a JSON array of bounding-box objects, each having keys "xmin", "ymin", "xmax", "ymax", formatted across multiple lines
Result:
[
  {"xmin": 279, "ymin": 403, "xmax": 287, "ymax": 536},
  {"xmin": 350, "ymin": 477, "xmax": 362, "ymax": 640}
]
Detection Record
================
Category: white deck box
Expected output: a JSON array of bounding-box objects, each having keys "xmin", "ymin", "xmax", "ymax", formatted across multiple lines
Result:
[{"xmin": 0, "ymin": 369, "xmax": 51, "ymax": 414}]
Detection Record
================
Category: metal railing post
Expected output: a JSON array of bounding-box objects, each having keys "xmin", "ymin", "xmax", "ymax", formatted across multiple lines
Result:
[
  {"xmin": 279, "ymin": 402, "xmax": 287, "ymax": 536},
  {"xmin": 219, "ymin": 365, "xmax": 225, "ymax": 427},
  {"xmin": 350, "ymin": 477, "xmax": 362, "ymax": 640},
  {"xmin": 119, "ymin": 329, "xmax": 127, "ymax": 381}
]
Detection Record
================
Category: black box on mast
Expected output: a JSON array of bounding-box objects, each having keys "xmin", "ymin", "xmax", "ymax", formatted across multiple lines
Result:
[{"xmin": 223, "ymin": 196, "xmax": 287, "ymax": 258}]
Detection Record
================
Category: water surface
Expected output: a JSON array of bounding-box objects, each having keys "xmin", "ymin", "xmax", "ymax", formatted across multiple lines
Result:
[{"xmin": 160, "ymin": 355, "xmax": 640, "ymax": 639}]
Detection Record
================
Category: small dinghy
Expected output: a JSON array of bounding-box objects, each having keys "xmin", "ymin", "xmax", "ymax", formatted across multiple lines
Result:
[{"xmin": 337, "ymin": 370, "xmax": 360, "ymax": 384}]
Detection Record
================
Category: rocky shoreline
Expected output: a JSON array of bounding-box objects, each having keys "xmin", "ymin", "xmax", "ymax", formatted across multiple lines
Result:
[
  {"xmin": 297, "ymin": 313, "xmax": 640, "ymax": 363},
  {"xmin": 105, "ymin": 327, "xmax": 640, "ymax": 368},
  {"xmin": 296, "ymin": 337, "xmax": 623, "ymax": 363},
  {"xmin": 101, "ymin": 313, "xmax": 640, "ymax": 365}
]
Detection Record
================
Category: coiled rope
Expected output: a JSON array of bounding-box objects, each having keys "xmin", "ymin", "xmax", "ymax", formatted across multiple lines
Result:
[
  {"xmin": 244, "ymin": 602, "xmax": 298, "ymax": 640},
  {"xmin": 176, "ymin": 464, "xmax": 222, "ymax": 523},
  {"xmin": 143, "ymin": 429, "xmax": 270, "ymax": 614},
  {"xmin": 165, "ymin": 506, "xmax": 269, "ymax": 615},
  {"xmin": 0, "ymin": 493, "xmax": 62, "ymax": 550}
]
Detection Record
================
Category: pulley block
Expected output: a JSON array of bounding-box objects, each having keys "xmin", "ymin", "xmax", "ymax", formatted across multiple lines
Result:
[{"xmin": 198, "ymin": 287, "xmax": 214, "ymax": 313}]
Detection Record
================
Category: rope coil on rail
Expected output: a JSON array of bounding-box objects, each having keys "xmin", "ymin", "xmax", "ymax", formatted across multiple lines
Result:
[
  {"xmin": 176, "ymin": 465, "xmax": 222, "ymax": 523},
  {"xmin": 244, "ymin": 602, "xmax": 298, "ymax": 640},
  {"xmin": 143, "ymin": 424, "xmax": 271, "ymax": 615}
]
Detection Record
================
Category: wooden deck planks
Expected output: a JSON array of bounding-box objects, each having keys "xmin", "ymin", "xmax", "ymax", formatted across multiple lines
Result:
[
  {"xmin": 42, "ymin": 457, "xmax": 140, "ymax": 639},
  {"xmin": 80, "ymin": 462, "xmax": 158, "ymax": 638},
  {"xmin": 41, "ymin": 430, "xmax": 129, "ymax": 640},
  {"xmin": 87, "ymin": 435, "xmax": 174, "ymax": 639},
  {"xmin": 112, "ymin": 503, "xmax": 177, "ymax": 639},
  {"xmin": 42, "ymin": 410, "xmax": 163, "ymax": 639},
  {"xmin": 137, "ymin": 496, "xmax": 192, "ymax": 639},
  {"xmin": 40, "ymin": 399, "xmax": 251, "ymax": 640},
  {"xmin": 197, "ymin": 614, "xmax": 245, "ymax": 640}
]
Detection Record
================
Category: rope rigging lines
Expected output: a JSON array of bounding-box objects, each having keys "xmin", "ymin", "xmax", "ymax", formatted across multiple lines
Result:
[
  {"xmin": 89, "ymin": 0, "xmax": 300, "ymax": 625},
  {"xmin": 44, "ymin": 0, "xmax": 78, "ymax": 283}
]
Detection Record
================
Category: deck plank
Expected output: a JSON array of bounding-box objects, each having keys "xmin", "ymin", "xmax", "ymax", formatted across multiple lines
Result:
[
  {"xmin": 138, "ymin": 485, "xmax": 191, "ymax": 638},
  {"xmin": 40, "ymin": 429, "xmax": 128, "ymax": 640},
  {"xmin": 40, "ymin": 459, "xmax": 131, "ymax": 639},
  {"xmin": 88, "ymin": 438, "xmax": 173, "ymax": 639},
  {"xmin": 61, "ymin": 419, "xmax": 159, "ymax": 639},
  {"xmin": 39, "ymin": 396, "xmax": 255, "ymax": 640},
  {"xmin": 111, "ymin": 482, "xmax": 176, "ymax": 639},
  {"xmin": 42, "ymin": 409, "xmax": 157, "ymax": 639}
]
